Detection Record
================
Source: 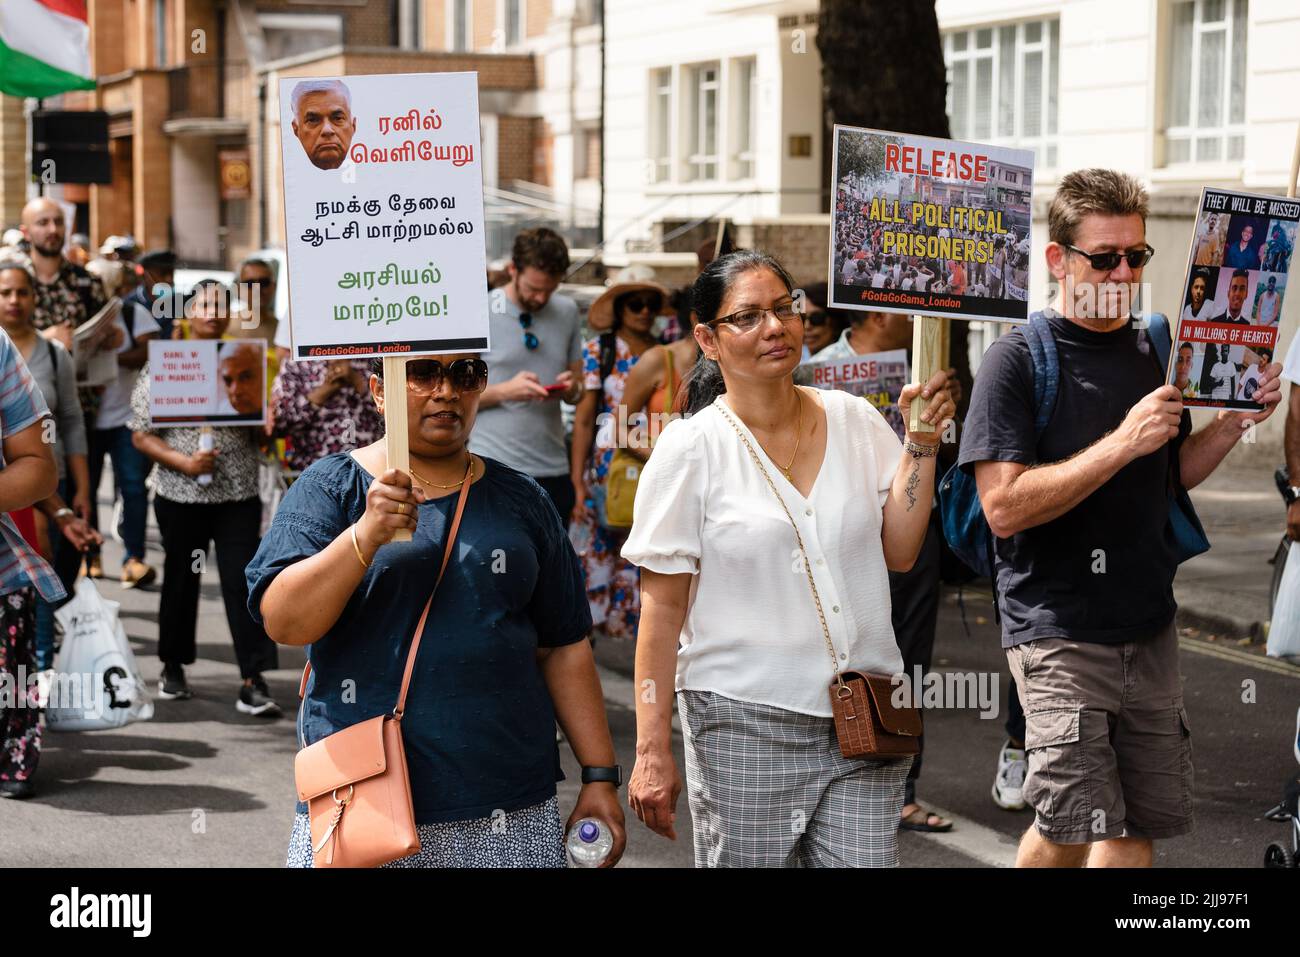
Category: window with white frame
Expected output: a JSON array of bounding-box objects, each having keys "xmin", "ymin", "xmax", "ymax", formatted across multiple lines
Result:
[
  {"xmin": 505, "ymin": 0, "xmax": 524, "ymax": 47},
  {"xmin": 1165, "ymin": 0, "xmax": 1247, "ymax": 164},
  {"xmin": 649, "ymin": 68, "xmax": 673, "ymax": 184},
  {"xmin": 944, "ymin": 19, "xmax": 1059, "ymax": 168},
  {"xmin": 154, "ymin": 0, "xmax": 167, "ymax": 67},
  {"xmin": 258, "ymin": 13, "xmax": 344, "ymax": 63},
  {"xmin": 688, "ymin": 63, "xmax": 720, "ymax": 182},
  {"xmin": 732, "ymin": 58, "xmax": 757, "ymax": 179},
  {"xmin": 397, "ymin": 0, "xmax": 421, "ymax": 50},
  {"xmin": 450, "ymin": 0, "xmax": 472, "ymax": 52}
]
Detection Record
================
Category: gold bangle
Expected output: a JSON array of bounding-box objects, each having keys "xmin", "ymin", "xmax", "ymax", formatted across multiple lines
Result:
[{"xmin": 350, "ymin": 524, "xmax": 371, "ymax": 570}]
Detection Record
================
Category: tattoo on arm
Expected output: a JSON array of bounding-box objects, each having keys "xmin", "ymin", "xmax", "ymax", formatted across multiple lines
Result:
[{"xmin": 904, "ymin": 460, "xmax": 921, "ymax": 511}]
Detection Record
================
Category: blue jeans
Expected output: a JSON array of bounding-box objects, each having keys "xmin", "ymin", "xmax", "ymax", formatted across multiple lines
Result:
[{"xmin": 88, "ymin": 425, "xmax": 150, "ymax": 564}]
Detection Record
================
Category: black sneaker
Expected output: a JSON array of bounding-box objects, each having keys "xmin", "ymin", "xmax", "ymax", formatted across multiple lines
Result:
[
  {"xmin": 157, "ymin": 664, "xmax": 193, "ymax": 701},
  {"xmin": 0, "ymin": 779, "xmax": 35, "ymax": 799},
  {"xmin": 237, "ymin": 678, "xmax": 281, "ymax": 718}
]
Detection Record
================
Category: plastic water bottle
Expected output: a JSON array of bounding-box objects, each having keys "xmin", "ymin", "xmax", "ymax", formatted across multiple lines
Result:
[
  {"xmin": 568, "ymin": 515, "xmax": 593, "ymax": 557},
  {"xmin": 197, "ymin": 429, "xmax": 214, "ymax": 487},
  {"xmin": 565, "ymin": 818, "xmax": 612, "ymax": 868}
]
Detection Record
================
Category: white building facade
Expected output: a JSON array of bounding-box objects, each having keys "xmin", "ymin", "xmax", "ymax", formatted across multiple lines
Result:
[{"xmin": 604, "ymin": 0, "xmax": 1300, "ymax": 454}]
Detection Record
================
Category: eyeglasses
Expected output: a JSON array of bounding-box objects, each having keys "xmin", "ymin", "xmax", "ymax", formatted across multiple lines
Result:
[
  {"xmin": 1063, "ymin": 244, "xmax": 1155, "ymax": 272},
  {"xmin": 404, "ymin": 358, "xmax": 489, "ymax": 395},
  {"xmin": 707, "ymin": 299, "xmax": 802, "ymax": 333},
  {"xmin": 622, "ymin": 293, "xmax": 663, "ymax": 315},
  {"xmin": 519, "ymin": 312, "xmax": 539, "ymax": 350}
]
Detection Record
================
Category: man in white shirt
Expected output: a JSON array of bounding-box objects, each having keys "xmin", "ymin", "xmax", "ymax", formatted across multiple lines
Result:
[
  {"xmin": 1208, "ymin": 346, "xmax": 1237, "ymax": 400},
  {"xmin": 1180, "ymin": 270, "xmax": 1215, "ymax": 325},
  {"xmin": 1254, "ymin": 275, "xmax": 1282, "ymax": 326}
]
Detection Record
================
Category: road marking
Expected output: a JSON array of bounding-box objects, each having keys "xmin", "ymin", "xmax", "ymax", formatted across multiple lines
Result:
[
  {"xmin": 908, "ymin": 805, "xmax": 1019, "ymax": 867},
  {"xmin": 1179, "ymin": 637, "xmax": 1300, "ymax": 679}
]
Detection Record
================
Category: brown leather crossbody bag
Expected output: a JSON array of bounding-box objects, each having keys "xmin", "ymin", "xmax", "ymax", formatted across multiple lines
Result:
[
  {"xmin": 293, "ymin": 464, "xmax": 472, "ymax": 868},
  {"xmin": 716, "ymin": 398, "xmax": 921, "ymax": 760}
]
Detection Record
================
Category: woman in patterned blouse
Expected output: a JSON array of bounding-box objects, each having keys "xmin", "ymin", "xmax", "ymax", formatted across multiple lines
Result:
[
  {"xmin": 128, "ymin": 279, "xmax": 280, "ymax": 715},
  {"xmin": 568, "ymin": 282, "xmax": 670, "ymax": 641},
  {"xmin": 270, "ymin": 358, "xmax": 383, "ymax": 474}
]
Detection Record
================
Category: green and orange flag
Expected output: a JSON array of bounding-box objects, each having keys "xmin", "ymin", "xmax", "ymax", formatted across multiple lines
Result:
[{"xmin": 0, "ymin": 0, "xmax": 95, "ymax": 98}]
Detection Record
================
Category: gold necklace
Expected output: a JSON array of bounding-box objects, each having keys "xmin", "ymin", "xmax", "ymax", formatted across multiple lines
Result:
[
  {"xmin": 753, "ymin": 390, "xmax": 803, "ymax": 482},
  {"xmin": 410, "ymin": 454, "xmax": 473, "ymax": 490}
]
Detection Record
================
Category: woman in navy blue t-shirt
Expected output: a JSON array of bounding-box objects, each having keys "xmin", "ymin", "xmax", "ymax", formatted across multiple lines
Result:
[{"xmin": 247, "ymin": 353, "xmax": 625, "ymax": 868}]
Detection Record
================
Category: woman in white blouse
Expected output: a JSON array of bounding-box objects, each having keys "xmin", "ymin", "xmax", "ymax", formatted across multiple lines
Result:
[{"xmin": 622, "ymin": 250, "xmax": 954, "ymax": 867}]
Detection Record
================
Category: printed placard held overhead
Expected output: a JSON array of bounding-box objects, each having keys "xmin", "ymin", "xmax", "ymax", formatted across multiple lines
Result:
[
  {"xmin": 278, "ymin": 72, "xmax": 490, "ymax": 360},
  {"xmin": 148, "ymin": 339, "xmax": 266, "ymax": 428},
  {"xmin": 1167, "ymin": 187, "xmax": 1297, "ymax": 410},
  {"xmin": 829, "ymin": 125, "xmax": 1035, "ymax": 323}
]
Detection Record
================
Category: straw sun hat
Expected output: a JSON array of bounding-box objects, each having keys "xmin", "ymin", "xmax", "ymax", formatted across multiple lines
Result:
[{"xmin": 587, "ymin": 274, "xmax": 673, "ymax": 332}]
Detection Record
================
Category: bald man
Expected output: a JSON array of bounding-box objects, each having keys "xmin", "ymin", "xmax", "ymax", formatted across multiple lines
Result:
[
  {"xmin": 23, "ymin": 198, "xmax": 150, "ymax": 588},
  {"xmin": 218, "ymin": 341, "xmax": 264, "ymax": 417},
  {"xmin": 290, "ymin": 80, "xmax": 357, "ymax": 171},
  {"xmin": 20, "ymin": 198, "xmax": 109, "ymax": 347}
]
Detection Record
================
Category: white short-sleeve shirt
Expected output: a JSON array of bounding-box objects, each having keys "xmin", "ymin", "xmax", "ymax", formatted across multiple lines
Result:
[
  {"xmin": 621, "ymin": 387, "xmax": 905, "ymax": 717},
  {"xmin": 1283, "ymin": 332, "xmax": 1300, "ymax": 385}
]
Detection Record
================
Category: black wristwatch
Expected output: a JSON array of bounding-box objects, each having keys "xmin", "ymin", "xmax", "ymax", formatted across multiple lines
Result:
[{"xmin": 580, "ymin": 765, "xmax": 622, "ymax": 787}]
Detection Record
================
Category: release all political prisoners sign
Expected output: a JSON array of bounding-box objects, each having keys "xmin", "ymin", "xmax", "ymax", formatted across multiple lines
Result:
[
  {"xmin": 829, "ymin": 125, "xmax": 1035, "ymax": 323},
  {"xmin": 278, "ymin": 72, "xmax": 489, "ymax": 360},
  {"xmin": 801, "ymin": 349, "xmax": 909, "ymax": 440},
  {"xmin": 1167, "ymin": 187, "xmax": 1297, "ymax": 410},
  {"xmin": 148, "ymin": 339, "xmax": 267, "ymax": 427}
]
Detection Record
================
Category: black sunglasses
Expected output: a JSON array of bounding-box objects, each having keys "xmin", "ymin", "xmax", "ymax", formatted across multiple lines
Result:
[
  {"xmin": 1064, "ymin": 243, "xmax": 1155, "ymax": 272},
  {"xmin": 622, "ymin": 293, "xmax": 663, "ymax": 315},
  {"xmin": 519, "ymin": 312, "xmax": 539, "ymax": 350},
  {"xmin": 404, "ymin": 358, "xmax": 489, "ymax": 395}
]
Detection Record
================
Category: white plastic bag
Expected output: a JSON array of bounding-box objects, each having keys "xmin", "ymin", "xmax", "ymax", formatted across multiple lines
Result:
[
  {"xmin": 1268, "ymin": 541, "xmax": 1300, "ymax": 661},
  {"xmin": 46, "ymin": 578, "xmax": 155, "ymax": 731}
]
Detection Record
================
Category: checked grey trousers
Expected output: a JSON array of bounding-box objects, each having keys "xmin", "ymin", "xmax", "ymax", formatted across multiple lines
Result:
[{"xmin": 679, "ymin": 690, "xmax": 911, "ymax": 868}]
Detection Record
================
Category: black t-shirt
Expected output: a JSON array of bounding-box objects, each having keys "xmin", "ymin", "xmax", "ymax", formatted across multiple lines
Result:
[{"xmin": 958, "ymin": 311, "xmax": 1192, "ymax": 648}]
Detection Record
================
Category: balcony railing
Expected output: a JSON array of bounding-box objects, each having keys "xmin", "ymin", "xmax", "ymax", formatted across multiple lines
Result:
[{"xmin": 168, "ymin": 61, "xmax": 249, "ymax": 120}]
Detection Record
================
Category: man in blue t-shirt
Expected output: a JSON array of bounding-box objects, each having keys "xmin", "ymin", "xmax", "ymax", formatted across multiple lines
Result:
[{"xmin": 959, "ymin": 169, "xmax": 1284, "ymax": 867}]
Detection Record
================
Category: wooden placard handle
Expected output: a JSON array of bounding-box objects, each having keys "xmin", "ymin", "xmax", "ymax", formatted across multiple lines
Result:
[
  {"xmin": 383, "ymin": 356, "xmax": 412, "ymax": 543},
  {"xmin": 909, "ymin": 315, "xmax": 944, "ymax": 434}
]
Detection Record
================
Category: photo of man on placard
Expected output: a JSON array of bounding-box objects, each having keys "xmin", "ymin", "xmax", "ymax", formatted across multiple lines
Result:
[
  {"xmin": 1223, "ymin": 215, "xmax": 1269, "ymax": 269},
  {"xmin": 290, "ymin": 79, "xmax": 357, "ymax": 171},
  {"xmin": 218, "ymin": 341, "xmax": 265, "ymax": 418}
]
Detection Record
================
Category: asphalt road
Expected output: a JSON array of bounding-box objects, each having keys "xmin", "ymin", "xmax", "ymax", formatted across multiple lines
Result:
[{"xmin": 2, "ymin": 524, "xmax": 1296, "ymax": 868}]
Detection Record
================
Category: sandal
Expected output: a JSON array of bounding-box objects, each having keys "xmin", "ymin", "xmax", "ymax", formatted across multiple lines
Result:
[{"xmin": 899, "ymin": 804, "xmax": 953, "ymax": 833}]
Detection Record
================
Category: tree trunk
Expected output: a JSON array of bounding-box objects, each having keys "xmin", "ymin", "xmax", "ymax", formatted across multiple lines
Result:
[{"xmin": 816, "ymin": 1, "xmax": 972, "ymax": 415}]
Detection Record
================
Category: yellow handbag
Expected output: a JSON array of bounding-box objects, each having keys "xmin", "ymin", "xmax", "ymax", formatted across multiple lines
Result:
[{"xmin": 603, "ymin": 348, "xmax": 673, "ymax": 530}]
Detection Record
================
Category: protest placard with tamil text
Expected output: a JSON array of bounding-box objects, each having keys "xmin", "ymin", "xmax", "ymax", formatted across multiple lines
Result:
[{"xmin": 278, "ymin": 72, "xmax": 489, "ymax": 360}]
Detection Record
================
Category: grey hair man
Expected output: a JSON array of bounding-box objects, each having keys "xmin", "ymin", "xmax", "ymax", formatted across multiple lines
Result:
[{"xmin": 290, "ymin": 80, "xmax": 356, "ymax": 171}]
